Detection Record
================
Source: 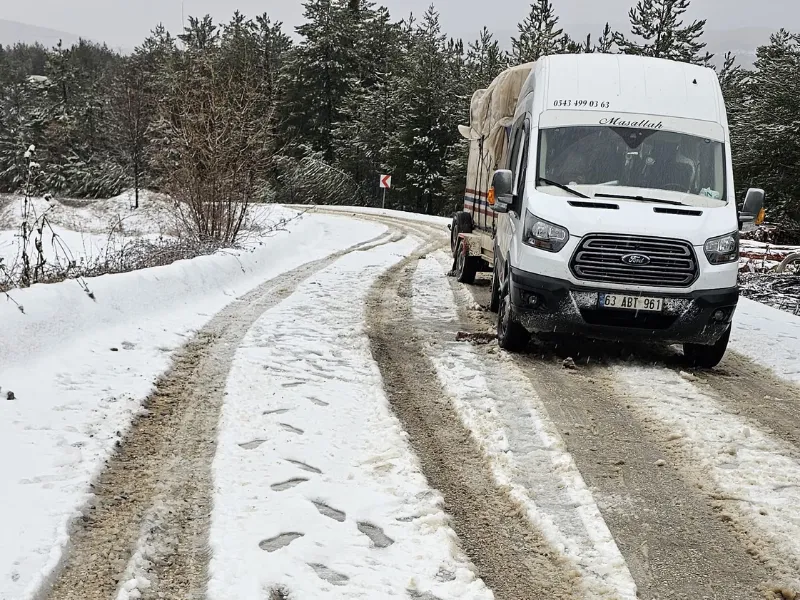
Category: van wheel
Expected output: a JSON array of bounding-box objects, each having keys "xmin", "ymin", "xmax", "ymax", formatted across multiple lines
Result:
[
  {"xmin": 451, "ymin": 212, "xmax": 473, "ymax": 258},
  {"xmin": 489, "ymin": 258, "xmax": 501, "ymax": 313},
  {"xmin": 497, "ymin": 291, "xmax": 530, "ymax": 351},
  {"xmin": 455, "ymin": 239, "xmax": 478, "ymax": 284},
  {"xmin": 683, "ymin": 327, "xmax": 731, "ymax": 369}
]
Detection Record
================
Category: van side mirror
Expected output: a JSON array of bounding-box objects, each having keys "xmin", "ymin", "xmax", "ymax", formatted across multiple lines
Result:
[
  {"xmin": 491, "ymin": 170, "xmax": 514, "ymax": 213},
  {"xmin": 739, "ymin": 188, "xmax": 765, "ymax": 230}
]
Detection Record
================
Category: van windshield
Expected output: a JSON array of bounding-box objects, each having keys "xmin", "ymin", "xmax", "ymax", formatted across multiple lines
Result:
[{"xmin": 537, "ymin": 126, "xmax": 726, "ymax": 205}]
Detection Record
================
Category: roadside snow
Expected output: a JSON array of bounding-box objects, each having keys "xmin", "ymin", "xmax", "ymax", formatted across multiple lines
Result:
[
  {"xmin": 0, "ymin": 210, "xmax": 386, "ymax": 600},
  {"xmin": 411, "ymin": 252, "xmax": 637, "ymax": 600},
  {"xmin": 617, "ymin": 365, "xmax": 800, "ymax": 589},
  {"xmin": 209, "ymin": 238, "xmax": 491, "ymax": 600},
  {"xmin": 298, "ymin": 204, "xmax": 452, "ymax": 227},
  {"xmin": 731, "ymin": 298, "xmax": 800, "ymax": 383}
]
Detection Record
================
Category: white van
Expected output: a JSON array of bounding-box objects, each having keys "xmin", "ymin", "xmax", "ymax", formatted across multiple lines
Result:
[{"xmin": 452, "ymin": 54, "xmax": 764, "ymax": 367}]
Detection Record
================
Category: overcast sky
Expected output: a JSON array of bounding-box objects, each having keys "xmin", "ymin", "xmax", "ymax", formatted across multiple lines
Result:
[{"xmin": 2, "ymin": 0, "xmax": 799, "ymax": 50}]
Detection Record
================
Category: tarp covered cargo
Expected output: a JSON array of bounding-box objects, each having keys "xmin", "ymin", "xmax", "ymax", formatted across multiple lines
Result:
[{"xmin": 458, "ymin": 62, "xmax": 534, "ymax": 232}]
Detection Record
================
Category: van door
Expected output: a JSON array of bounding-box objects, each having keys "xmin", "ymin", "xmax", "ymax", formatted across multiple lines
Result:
[{"xmin": 496, "ymin": 117, "xmax": 530, "ymax": 274}]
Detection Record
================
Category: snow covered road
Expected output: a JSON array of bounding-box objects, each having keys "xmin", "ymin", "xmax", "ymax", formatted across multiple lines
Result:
[{"xmin": 2, "ymin": 207, "xmax": 799, "ymax": 600}]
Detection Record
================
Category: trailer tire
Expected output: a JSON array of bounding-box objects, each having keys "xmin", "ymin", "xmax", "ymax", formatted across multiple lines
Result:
[
  {"xmin": 683, "ymin": 327, "xmax": 730, "ymax": 369},
  {"xmin": 497, "ymin": 288, "xmax": 530, "ymax": 351},
  {"xmin": 451, "ymin": 212, "xmax": 474, "ymax": 258},
  {"xmin": 455, "ymin": 239, "xmax": 478, "ymax": 284}
]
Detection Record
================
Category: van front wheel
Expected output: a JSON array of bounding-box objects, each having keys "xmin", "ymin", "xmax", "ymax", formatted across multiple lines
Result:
[
  {"xmin": 683, "ymin": 327, "xmax": 731, "ymax": 369},
  {"xmin": 497, "ymin": 292, "xmax": 530, "ymax": 351}
]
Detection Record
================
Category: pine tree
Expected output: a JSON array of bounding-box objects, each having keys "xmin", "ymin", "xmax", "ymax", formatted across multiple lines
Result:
[
  {"xmin": 596, "ymin": 23, "xmax": 615, "ymax": 53},
  {"xmin": 615, "ymin": 0, "xmax": 712, "ymax": 65},
  {"xmin": 466, "ymin": 27, "xmax": 508, "ymax": 90},
  {"xmin": 390, "ymin": 7, "xmax": 461, "ymax": 215},
  {"xmin": 510, "ymin": 0, "xmax": 568, "ymax": 64},
  {"xmin": 278, "ymin": 0, "xmax": 363, "ymax": 162},
  {"xmin": 731, "ymin": 31, "xmax": 800, "ymax": 239}
]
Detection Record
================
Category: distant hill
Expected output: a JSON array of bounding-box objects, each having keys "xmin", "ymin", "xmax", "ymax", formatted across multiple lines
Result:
[{"xmin": 0, "ymin": 19, "xmax": 80, "ymax": 48}]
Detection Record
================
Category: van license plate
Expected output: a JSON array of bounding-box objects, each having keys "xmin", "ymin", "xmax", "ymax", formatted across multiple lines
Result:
[{"xmin": 601, "ymin": 294, "xmax": 663, "ymax": 312}]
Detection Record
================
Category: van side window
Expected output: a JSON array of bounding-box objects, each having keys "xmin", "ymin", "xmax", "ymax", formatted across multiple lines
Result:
[
  {"xmin": 507, "ymin": 127, "xmax": 523, "ymax": 179},
  {"xmin": 517, "ymin": 136, "xmax": 530, "ymax": 203}
]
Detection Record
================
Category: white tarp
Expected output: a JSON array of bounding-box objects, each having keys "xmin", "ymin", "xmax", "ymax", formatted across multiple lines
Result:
[{"xmin": 459, "ymin": 63, "xmax": 534, "ymax": 231}]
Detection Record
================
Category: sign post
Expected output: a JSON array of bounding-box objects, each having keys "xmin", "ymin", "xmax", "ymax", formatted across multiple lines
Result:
[{"xmin": 379, "ymin": 174, "xmax": 392, "ymax": 209}]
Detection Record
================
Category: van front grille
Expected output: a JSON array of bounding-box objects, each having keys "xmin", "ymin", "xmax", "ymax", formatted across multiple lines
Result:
[{"xmin": 570, "ymin": 234, "xmax": 698, "ymax": 287}]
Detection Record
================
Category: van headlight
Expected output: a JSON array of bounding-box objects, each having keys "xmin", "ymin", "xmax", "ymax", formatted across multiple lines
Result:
[
  {"xmin": 704, "ymin": 231, "xmax": 739, "ymax": 265},
  {"xmin": 523, "ymin": 211, "xmax": 569, "ymax": 252}
]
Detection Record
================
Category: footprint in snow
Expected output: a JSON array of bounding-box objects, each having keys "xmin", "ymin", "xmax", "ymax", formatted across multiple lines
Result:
[
  {"xmin": 312, "ymin": 501, "xmax": 346, "ymax": 522},
  {"xmin": 279, "ymin": 423, "xmax": 304, "ymax": 435},
  {"xmin": 308, "ymin": 396, "xmax": 329, "ymax": 407},
  {"xmin": 309, "ymin": 563, "xmax": 349, "ymax": 586},
  {"xmin": 409, "ymin": 591, "xmax": 442, "ymax": 600},
  {"xmin": 286, "ymin": 459, "xmax": 322, "ymax": 474},
  {"xmin": 239, "ymin": 439, "xmax": 267, "ymax": 450},
  {"xmin": 271, "ymin": 478, "xmax": 308, "ymax": 492},
  {"xmin": 282, "ymin": 381, "xmax": 306, "ymax": 388},
  {"xmin": 357, "ymin": 522, "xmax": 394, "ymax": 548},
  {"xmin": 259, "ymin": 532, "xmax": 304, "ymax": 552},
  {"xmin": 264, "ymin": 408, "xmax": 291, "ymax": 415}
]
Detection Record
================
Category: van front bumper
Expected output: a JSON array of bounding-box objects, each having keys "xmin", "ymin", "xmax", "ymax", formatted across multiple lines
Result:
[{"xmin": 510, "ymin": 267, "xmax": 737, "ymax": 345}]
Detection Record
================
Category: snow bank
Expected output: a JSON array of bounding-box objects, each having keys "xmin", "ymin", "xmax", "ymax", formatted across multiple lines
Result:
[
  {"xmin": 209, "ymin": 237, "xmax": 491, "ymax": 600},
  {"xmin": 0, "ymin": 210, "xmax": 386, "ymax": 600},
  {"xmin": 732, "ymin": 298, "xmax": 800, "ymax": 383},
  {"xmin": 294, "ymin": 204, "xmax": 452, "ymax": 227},
  {"xmin": 411, "ymin": 252, "xmax": 637, "ymax": 600}
]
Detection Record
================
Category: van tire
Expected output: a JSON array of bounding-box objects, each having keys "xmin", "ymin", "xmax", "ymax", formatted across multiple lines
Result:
[
  {"xmin": 451, "ymin": 212, "xmax": 473, "ymax": 258},
  {"xmin": 497, "ymin": 291, "xmax": 530, "ymax": 351},
  {"xmin": 489, "ymin": 258, "xmax": 501, "ymax": 313},
  {"xmin": 455, "ymin": 239, "xmax": 478, "ymax": 284},
  {"xmin": 683, "ymin": 327, "xmax": 731, "ymax": 369}
]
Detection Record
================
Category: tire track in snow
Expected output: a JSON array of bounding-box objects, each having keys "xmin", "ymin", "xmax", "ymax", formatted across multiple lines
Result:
[
  {"xmin": 366, "ymin": 240, "xmax": 583, "ymax": 600},
  {"xmin": 693, "ymin": 351, "xmax": 800, "ymax": 455},
  {"xmin": 616, "ymin": 364, "xmax": 800, "ymax": 596},
  {"xmin": 458, "ymin": 273, "xmax": 776, "ymax": 599},
  {"xmin": 41, "ymin": 230, "xmax": 403, "ymax": 600},
  {"xmin": 414, "ymin": 252, "xmax": 637, "ymax": 600}
]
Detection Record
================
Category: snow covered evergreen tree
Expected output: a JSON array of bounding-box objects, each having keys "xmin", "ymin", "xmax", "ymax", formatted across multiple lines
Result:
[
  {"xmin": 596, "ymin": 23, "xmax": 615, "ymax": 53},
  {"xmin": 390, "ymin": 7, "xmax": 463, "ymax": 214},
  {"xmin": 510, "ymin": 0, "xmax": 570, "ymax": 64},
  {"xmin": 466, "ymin": 28, "xmax": 508, "ymax": 90},
  {"xmin": 730, "ymin": 31, "xmax": 800, "ymax": 240},
  {"xmin": 615, "ymin": 0, "xmax": 712, "ymax": 65},
  {"xmin": 278, "ymin": 0, "xmax": 363, "ymax": 162}
]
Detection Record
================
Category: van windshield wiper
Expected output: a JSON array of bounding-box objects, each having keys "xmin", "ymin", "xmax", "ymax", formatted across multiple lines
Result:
[
  {"xmin": 594, "ymin": 192, "xmax": 685, "ymax": 206},
  {"xmin": 536, "ymin": 177, "xmax": 590, "ymax": 199}
]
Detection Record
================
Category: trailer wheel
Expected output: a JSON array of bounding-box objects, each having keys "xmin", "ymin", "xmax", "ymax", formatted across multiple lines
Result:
[
  {"xmin": 455, "ymin": 239, "xmax": 478, "ymax": 284},
  {"xmin": 497, "ymin": 290, "xmax": 530, "ymax": 351},
  {"xmin": 489, "ymin": 258, "xmax": 501, "ymax": 313},
  {"xmin": 451, "ymin": 212, "xmax": 473, "ymax": 258},
  {"xmin": 683, "ymin": 327, "xmax": 731, "ymax": 369}
]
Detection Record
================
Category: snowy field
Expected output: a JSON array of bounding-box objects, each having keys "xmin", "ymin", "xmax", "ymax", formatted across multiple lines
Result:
[{"xmin": 0, "ymin": 208, "xmax": 386, "ymax": 599}]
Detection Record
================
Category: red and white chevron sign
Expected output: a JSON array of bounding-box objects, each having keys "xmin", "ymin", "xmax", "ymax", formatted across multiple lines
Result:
[{"xmin": 380, "ymin": 174, "xmax": 392, "ymax": 189}]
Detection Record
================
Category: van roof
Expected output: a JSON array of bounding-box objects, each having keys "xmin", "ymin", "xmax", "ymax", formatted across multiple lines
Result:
[{"xmin": 537, "ymin": 54, "xmax": 723, "ymax": 124}]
